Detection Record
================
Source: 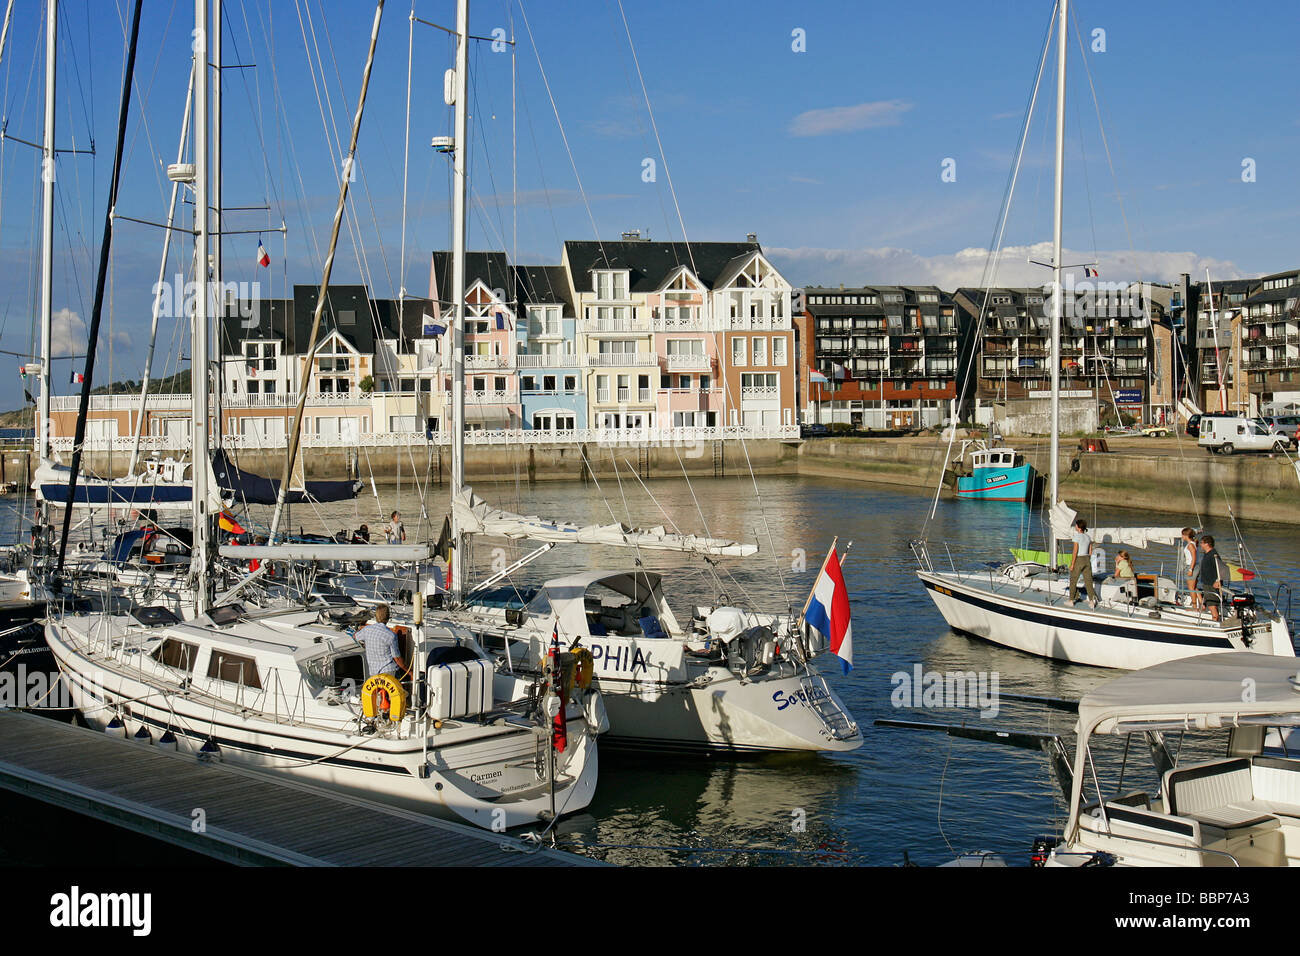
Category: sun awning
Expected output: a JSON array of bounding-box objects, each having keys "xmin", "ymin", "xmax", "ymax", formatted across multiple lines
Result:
[
  {"xmin": 452, "ymin": 488, "xmax": 758, "ymax": 557},
  {"xmin": 1048, "ymin": 500, "xmax": 1185, "ymax": 549},
  {"xmin": 218, "ymin": 543, "xmax": 436, "ymax": 562}
]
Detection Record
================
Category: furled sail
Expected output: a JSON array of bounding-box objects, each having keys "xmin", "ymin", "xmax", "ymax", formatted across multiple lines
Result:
[
  {"xmin": 211, "ymin": 450, "xmax": 361, "ymax": 506},
  {"xmin": 1048, "ymin": 500, "xmax": 1185, "ymax": 550},
  {"xmin": 452, "ymin": 488, "xmax": 758, "ymax": 557}
]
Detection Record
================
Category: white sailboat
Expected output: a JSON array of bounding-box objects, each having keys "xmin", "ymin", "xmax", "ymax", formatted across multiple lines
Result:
[
  {"xmin": 450, "ymin": 492, "xmax": 862, "ymax": 753},
  {"xmin": 915, "ymin": 0, "xmax": 1293, "ymax": 670},
  {"xmin": 47, "ymin": 0, "xmax": 599, "ymax": 830}
]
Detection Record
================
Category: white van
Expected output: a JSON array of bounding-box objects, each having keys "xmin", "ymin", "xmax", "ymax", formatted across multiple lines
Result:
[{"xmin": 1198, "ymin": 415, "xmax": 1288, "ymax": 455}]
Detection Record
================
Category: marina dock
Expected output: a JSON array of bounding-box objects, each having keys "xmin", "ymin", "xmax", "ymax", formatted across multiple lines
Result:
[{"xmin": 0, "ymin": 711, "xmax": 603, "ymax": 867}]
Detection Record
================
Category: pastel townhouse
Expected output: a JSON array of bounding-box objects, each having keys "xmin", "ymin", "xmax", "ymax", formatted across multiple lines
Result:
[
  {"xmin": 429, "ymin": 252, "xmax": 522, "ymax": 431},
  {"xmin": 515, "ymin": 264, "xmax": 585, "ymax": 432}
]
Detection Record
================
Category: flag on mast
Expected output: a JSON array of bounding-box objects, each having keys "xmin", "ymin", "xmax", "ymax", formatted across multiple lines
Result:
[
  {"xmin": 805, "ymin": 544, "xmax": 853, "ymax": 672},
  {"xmin": 256, "ymin": 242, "xmax": 271, "ymax": 268}
]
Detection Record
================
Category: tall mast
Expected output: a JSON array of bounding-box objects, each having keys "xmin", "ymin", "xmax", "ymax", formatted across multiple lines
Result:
[
  {"xmin": 1048, "ymin": 0, "xmax": 1066, "ymax": 565},
  {"xmin": 211, "ymin": 0, "xmax": 224, "ymax": 447},
  {"xmin": 192, "ymin": 0, "xmax": 213, "ymax": 612},
  {"xmin": 128, "ymin": 66, "xmax": 194, "ymax": 478},
  {"xmin": 449, "ymin": 0, "xmax": 469, "ymax": 604},
  {"xmin": 37, "ymin": 0, "xmax": 56, "ymax": 462}
]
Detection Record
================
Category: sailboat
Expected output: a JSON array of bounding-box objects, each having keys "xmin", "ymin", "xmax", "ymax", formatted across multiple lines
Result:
[
  {"xmin": 914, "ymin": 0, "xmax": 1294, "ymax": 670},
  {"xmin": 46, "ymin": 0, "xmax": 599, "ymax": 830}
]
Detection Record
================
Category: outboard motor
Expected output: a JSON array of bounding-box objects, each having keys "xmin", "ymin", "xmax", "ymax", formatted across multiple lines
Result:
[
  {"xmin": 725, "ymin": 625, "xmax": 776, "ymax": 679},
  {"xmin": 1230, "ymin": 591, "xmax": 1257, "ymax": 625}
]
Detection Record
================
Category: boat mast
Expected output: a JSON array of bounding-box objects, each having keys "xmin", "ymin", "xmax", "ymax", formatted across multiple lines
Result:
[
  {"xmin": 266, "ymin": 1, "xmax": 384, "ymax": 543},
  {"xmin": 37, "ymin": 0, "xmax": 56, "ymax": 463},
  {"xmin": 127, "ymin": 66, "xmax": 194, "ymax": 478},
  {"xmin": 449, "ymin": 0, "xmax": 469, "ymax": 604},
  {"xmin": 1205, "ymin": 269, "xmax": 1227, "ymax": 412},
  {"xmin": 212, "ymin": 0, "xmax": 224, "ymax": 448},
  {"xmin": 1048, "ymin": 0, "xmax": 1066, "ymax": 566},
  {"xmin": 193, "ymin": 0, "xmax": 213, "ymax": 612}
]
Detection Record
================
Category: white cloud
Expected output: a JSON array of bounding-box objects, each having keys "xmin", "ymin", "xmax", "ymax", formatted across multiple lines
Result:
[
  {"xmin": 789, "ymin": 100, "xmax": 913, "ymax": 137},
  {"xmin": 51, "ymin": 308, "xmax": 85, "ymax": 357},
  {"xmin": 766, "ymin": 243, "xmax": 1246, "ymax": 290}
]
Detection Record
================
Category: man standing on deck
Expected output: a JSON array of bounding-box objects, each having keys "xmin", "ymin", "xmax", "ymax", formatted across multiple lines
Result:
[
  {"xmin": 386, "ymin": 511, "xmax": 406, "ymax": 544},
  {"xmin": 1068, "ymin": 517, "xmax": 1098, "ymax": 608},
  {"xmin": 1197, "ymin": 535, "xmax": 1229, "ymax": 623}
]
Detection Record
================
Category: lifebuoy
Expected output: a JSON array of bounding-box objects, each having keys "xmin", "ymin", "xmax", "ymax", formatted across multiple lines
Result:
[
  {"xmin": 361, "ymin": 673, "xmax": 406, "ymax": 721},
  {"xmin": 571, "ymin": 647, "xmax": 595, "ymax": 690}
]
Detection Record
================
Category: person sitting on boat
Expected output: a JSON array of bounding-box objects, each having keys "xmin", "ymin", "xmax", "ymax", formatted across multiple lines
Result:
[
  {"xmin": 358, "ymin": 605, "xmax": 408, "ymax": 679},
  {"xmin": 1196, "ymin": 535, "xmax": 1230, "ymax": 624},
  {"xmin": 1068, "ymin": 518, "xmax": 1098, "ymax": 609},
  {"xmin": 351, "ymin": 524, "xmax": 370, "ymax": 544},
  {"xmin": 1114, "ymin": 550, "xmax": 1135, "ymax": 579},
  {"xmin": 1180, "ymin": 527, "xmax": 1201, "ymax": 609}
]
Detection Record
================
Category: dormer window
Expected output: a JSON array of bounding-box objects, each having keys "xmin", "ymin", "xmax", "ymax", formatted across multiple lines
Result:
[{"xmin": 594, "ymin": 271, "xmax": 628, "ymax": 300}]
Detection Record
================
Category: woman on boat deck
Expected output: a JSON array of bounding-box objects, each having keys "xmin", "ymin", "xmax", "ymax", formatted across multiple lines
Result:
[
  {"xmin": 1180, "ymin": 527, "xmax": 1201, "ymax": 609},
  {"xmin": 1069, "ymin": 518, "xmax": 1098, "ymax": 608}
]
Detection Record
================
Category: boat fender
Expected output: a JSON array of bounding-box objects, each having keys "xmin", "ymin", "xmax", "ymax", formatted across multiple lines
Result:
[
  {"xmin": 571, "ymin": 647, "xmax": 595, "ymax": 690},
  {"xmin": 361, "ymin": 673, "xmax": 406, "ymax": 721}
]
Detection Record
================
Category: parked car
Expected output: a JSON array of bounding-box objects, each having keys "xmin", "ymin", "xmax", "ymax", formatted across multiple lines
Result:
[
  {"xmin": 1257, "ymin": 415, "xmax": 1300, "ymax": 447},
  {"xmin": 1185, "ymin": 412, "xmax": 1236, "ymax": 438},
  {"xmin": 800, "ymin": 423, "xmax": 830, "ymax": 438},
  {"xmin": 1198, "ymin": 415, "xmax": 1289, "ymax": 455}
]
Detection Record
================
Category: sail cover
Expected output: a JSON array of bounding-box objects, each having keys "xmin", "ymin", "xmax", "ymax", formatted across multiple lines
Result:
[
  {"xmin": 211, "ymin": 450, "xmax": 361, "ymax": 506},
  {"xmin": 452, "ymin": 488, "xmax": 758, "ymax": 557},
  {"xmin": 1048, "ymin": 500, "xmax": 1185, "ymax": 549}
]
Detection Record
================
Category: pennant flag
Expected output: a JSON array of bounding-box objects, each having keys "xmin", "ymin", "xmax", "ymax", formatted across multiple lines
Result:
[
  {"xmin": 434, "ymin": 514, "xmax": 453, "ymax": 562},
  {"xmin": 422, "ymin": 313, "xmax": 446, "ymax": 336},
  {"xmin": 1084, "ymin": 266, "xmax": 1099, "ymax": 278},
  {"xmin": 1225, "ymin": 560, "xmax": 1256, "ymax": 582},
  {"xmin": 256, "ymin": 242, "xmax": 271, "ymax": 268},
  {"xmin": 809, "ymin": 370, "xmax": 830, "ymax": 385},
  {"xmin": 805, "ymin": 545, "xmax": 853, "ymax": 672},
  {"xmin": 218, "ymin": 511, "xmax": 247, "ymax": 535},
  {"xmin": 70, "ymin": 370, "xmax": 85, "ymax": 385}
]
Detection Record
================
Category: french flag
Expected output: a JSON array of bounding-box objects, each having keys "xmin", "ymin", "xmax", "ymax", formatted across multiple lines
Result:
[
  {"xmin": 256, "ymin": 242, "xmax": 271, "ymax": 268},
  {"xmin": 1084, "ymin": 266, "xmax": 1099, "ymax": 278},
  {"xmin": 805, "ymin": 545, "xmax": 853, "ymax": 672}
]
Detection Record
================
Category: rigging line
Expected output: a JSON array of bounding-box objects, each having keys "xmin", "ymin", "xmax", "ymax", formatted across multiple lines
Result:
[
  {"xmin": 613, "ymin": 0, "xmax": 694, "ymax": 276},
  {"xmin": 515, "ymin": 0, "xmax": 605, "ymax": 260},
  {"xmin": 925, "ymin": 0, "xmax": 1057, "ymax": 529},
  {"xmin": 398, "ymin": 0, "xmax": 413, "ymax": 298}
]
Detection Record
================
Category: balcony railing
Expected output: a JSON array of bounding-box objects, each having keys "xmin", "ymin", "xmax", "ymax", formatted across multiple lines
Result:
[
  {"xmin": 662, "ymin": 353, "xmax": 713, "ymax": 371},
  {"xmin": 516, "ymin": 354, "xmax": 574, "ymax": 368},
  {"xmin": 583, "ymin": 317, "xmax": 650, "ymax": 334},
  {"xmin": 585, "ymin": 353, "xmax": 659, "ymax": 367}
]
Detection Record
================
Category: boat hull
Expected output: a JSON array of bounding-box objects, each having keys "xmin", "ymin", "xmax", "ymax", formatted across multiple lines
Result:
[
  {"xmin": 918, "ymin": 569, "xmax": 1294, "ymax": 669},
  {"xmin": 45, "ymin": 619, "xmax": 598, "ymax": 829},
  {"xmin": 955, "ymin": 464, "xmax": 1035, "ymax": 502}
]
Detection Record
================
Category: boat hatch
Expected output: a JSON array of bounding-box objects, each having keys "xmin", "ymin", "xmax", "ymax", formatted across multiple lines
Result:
[{"xmin": 131, "ymin": 606, "xmax": 180, "ymax": 627}]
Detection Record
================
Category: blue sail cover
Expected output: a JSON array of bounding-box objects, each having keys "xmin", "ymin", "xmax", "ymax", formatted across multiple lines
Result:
[{"xmin": 211, "ymin": 450, "xmax": 361, "ymax": 506}]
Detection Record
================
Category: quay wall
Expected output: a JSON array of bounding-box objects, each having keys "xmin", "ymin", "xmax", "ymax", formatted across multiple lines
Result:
[{"xmin": 9, "ymin": 435, "xmax": 1298, "ymax": 526}]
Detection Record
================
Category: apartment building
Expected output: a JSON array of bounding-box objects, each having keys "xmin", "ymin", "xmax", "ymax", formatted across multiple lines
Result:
[
  {"xmin": 1242, "ymin": 269, "xmax": 1300, "ymax": 411},
  {"xmin": 800, "ymin": 285, "xmax": 961, "ymax": 428}
]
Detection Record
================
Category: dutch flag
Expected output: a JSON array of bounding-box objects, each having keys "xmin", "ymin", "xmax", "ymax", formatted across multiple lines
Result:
[{"xmin": 805, "ymin": 545, "xmax": 853, "ymax": 673}]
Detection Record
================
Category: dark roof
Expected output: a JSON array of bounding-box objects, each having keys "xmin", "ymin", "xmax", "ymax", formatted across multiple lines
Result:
[
  {"xmin": 513, "ymin": 265, "xmax": 574, "ymax": 313},
  {"xmin": 219, "ymin": 285, "xmax": 430, "ymax": 356},
  {"xmin": 561, "ymin": 240, "xmax": 763, "ymax": 293},
  {"xmin": 428, "ymin": 254, "xmax": 575, "ymax": 315}
]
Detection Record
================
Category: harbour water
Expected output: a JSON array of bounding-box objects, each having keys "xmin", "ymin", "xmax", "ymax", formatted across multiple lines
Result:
[{"xmin": 4, "ymin": 472, "xmax": 1298, "ymax": 866}]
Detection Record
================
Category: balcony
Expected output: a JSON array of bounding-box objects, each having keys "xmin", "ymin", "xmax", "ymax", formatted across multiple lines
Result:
[
  {"xmin": 466, "ymin": 390, "xmax": 515, "ymax": 404},
  {"xmin": 583, "ymin": 317, "xmax": 650, "ymax": 335},
  {"xmin": 740, "ymin": 385, "xmax": 779, "ymax": 398},
  {"xmin": 662, "ymin": 353, "xmax": 713, "ymax": 372},
  {"xmin": 516, "ymin": 354, "xmax": 574, "ymax": 368},
  {"xmin": 585, "ymin": 353, "xmax": 659, "ymax": 367},
  {"xmin": 465, "ymin": 354, "xmax": 513, "ymax": 370}
]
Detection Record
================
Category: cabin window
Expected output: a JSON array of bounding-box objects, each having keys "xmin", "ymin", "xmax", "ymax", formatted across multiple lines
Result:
[
  {"xmin": 152, "ymin": 638, "xmax": 198, "ymax": 672},
  {"xmin": 207, "ymin": 650, "xmax": 262, "ymax": 689}
]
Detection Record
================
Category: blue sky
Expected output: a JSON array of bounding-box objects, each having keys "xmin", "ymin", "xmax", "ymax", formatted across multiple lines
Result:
[{"xmin": 0, "ymin": 0, "xmax": 1296, "ymax": 407}]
